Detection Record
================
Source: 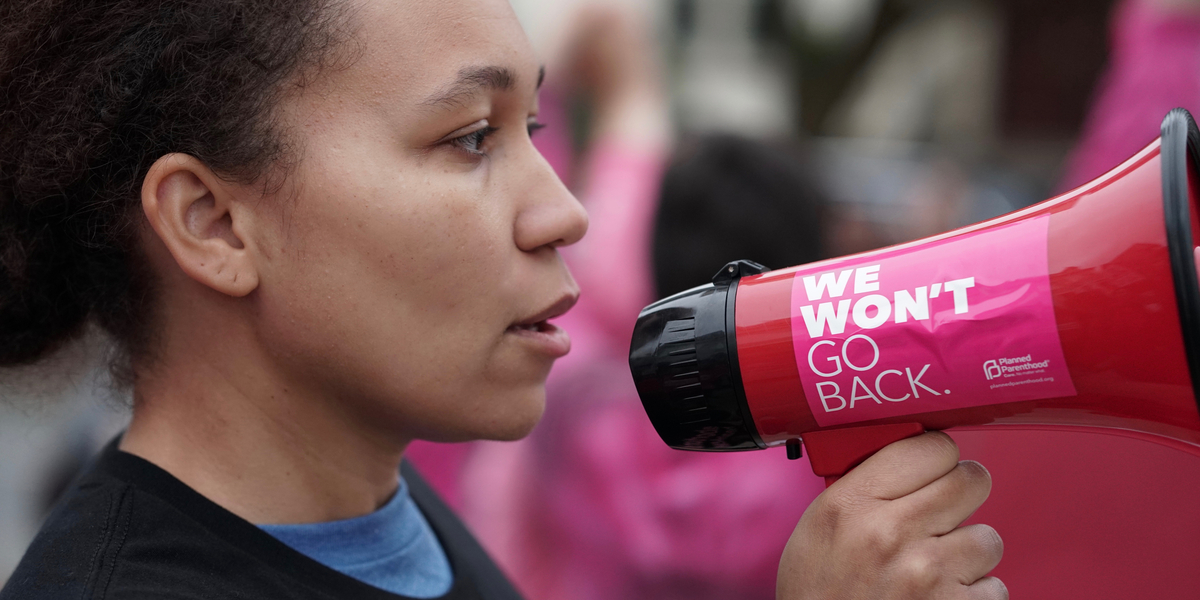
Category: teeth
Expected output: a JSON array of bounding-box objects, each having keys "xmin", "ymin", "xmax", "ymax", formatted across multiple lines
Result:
[{"xmin": 513, "ymin": 323, "xmax": 539, "ymax": 331}]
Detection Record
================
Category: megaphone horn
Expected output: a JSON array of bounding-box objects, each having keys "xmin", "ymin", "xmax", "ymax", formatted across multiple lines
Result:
[{"xmin": 630, "ymin": 108, "xmax": 1200, "ymax": 483}]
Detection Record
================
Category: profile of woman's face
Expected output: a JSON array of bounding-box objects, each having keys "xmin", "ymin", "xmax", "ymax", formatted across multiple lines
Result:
[{"xmin": 244, "ymin": 0, "xmax": 586, "ymax": 443}]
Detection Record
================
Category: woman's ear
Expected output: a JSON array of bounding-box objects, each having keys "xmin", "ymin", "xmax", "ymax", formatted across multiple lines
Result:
[{"xmin": 141, "ymin": 153, "xmax": 260, "ymax": 297}]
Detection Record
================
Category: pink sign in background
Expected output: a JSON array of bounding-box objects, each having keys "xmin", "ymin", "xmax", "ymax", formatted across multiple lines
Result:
[{"xmin": 790, "ymin": 215, "xmax": 1076, "ymax": 427}]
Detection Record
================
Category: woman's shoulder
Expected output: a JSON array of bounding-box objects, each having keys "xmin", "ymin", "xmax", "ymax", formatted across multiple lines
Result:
[
  {"xmin": 2, "ymin": 443, "xmax": 525, "ymax": 600},
  {"xmin": 1, "ymin": 464, "xmax": 133, "ymax": 599},
  {"xmin": 0, "ymin": 450, "xmax": 306, "ymax": 600}
]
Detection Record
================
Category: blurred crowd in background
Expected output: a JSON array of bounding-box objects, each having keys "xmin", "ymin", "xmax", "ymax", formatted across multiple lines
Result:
[{"xmin": 7, "ymin": 0, "xmax": 1200, "ymax": 597}]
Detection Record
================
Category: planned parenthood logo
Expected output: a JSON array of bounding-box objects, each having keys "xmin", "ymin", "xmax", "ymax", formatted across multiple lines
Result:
[
  {"xmin": 983, "ymin": 360, "xmax": 1002, "ymax": 380},
  {"xmin": 983, "ymin": 354, "xmax": 1051, "ymax": 381}
]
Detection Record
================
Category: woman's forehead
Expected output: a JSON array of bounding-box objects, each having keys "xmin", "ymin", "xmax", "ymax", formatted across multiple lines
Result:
[{"xmin": 336, "ymin": 0, "xmax": 537, "ymax": 104}]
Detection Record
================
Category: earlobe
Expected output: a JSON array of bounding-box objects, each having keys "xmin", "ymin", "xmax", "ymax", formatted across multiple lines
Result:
[{"xmin": 141, "ymin": 154, "xmax": 260, "ymax": 297}]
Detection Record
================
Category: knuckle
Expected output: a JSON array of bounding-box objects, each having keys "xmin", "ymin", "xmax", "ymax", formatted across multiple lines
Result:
[
  {"xmin": 822, "ymin": 486, "xmax": 869, "ymax": 522},
  {"xmin": 862, "ymin": 518, "xmax": 906, "ymax": 555},
  {"xmin": 895, "ymin": 550, "xmax": 940, "ymax": 592},
  {"xmin": 805, "ymin": 492, "xmax": 853, "ymax": 538},
  {"xmin": 815, "ymin": 490, "xmax": 849, "ymax": 522}
]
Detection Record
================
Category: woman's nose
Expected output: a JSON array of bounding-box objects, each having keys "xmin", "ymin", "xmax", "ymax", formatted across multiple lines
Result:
[{"xmin": 514, "ymin": 154, "xmax": 589, "ymax": 252}]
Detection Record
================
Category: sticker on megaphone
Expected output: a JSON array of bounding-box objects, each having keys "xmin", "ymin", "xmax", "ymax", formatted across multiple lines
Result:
[{"xmin": 790, "ymin": 215, "xmax": 1077, "ymax": 427}]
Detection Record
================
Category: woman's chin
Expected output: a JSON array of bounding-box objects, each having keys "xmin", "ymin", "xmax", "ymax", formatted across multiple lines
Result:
[
  {"xmin": 484, "ymin": 400, "xmax": 546, "ymax": 442},
  {"xmin": 434, "ymin": 390, "xmax": 546, "ymax": 443}
]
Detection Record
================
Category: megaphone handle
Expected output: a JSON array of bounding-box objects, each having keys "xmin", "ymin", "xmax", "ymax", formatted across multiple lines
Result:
[{"xmin": 803, "ymin": 422, "xmax": 927, "ymax": 488}]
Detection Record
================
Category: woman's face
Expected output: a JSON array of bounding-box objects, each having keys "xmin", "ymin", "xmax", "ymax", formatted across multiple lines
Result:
[{"xmin": 250, "ymin": 0, "xmax": 586, "ymax": 443}]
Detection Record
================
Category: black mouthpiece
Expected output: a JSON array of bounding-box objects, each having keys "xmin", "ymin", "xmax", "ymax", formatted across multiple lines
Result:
[{"xmin": 628, "ymin": 260, "xmax": 768, "ymax": 451}]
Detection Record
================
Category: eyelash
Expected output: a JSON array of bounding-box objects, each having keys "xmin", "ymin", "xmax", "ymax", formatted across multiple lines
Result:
[
  {"xmin": 449, "ymin": 126, "xmax": 498, "ymax": 156},
  {"xmin": 447, "ymin": 121, "xmax": 547, "ymax": 157}
]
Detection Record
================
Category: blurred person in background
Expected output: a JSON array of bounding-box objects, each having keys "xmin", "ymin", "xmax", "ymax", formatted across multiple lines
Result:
[{"xmin": 1061, "ymin": 0, "xmax": 1200, "ymax": 189}]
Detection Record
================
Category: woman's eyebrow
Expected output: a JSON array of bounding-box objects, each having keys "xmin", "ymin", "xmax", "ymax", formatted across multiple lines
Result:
[{"xmin": 421, "ymin": 65, "xmax": 546, "ymax": 110}]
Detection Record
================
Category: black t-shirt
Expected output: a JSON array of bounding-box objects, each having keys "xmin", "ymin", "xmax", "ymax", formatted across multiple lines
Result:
[{"xmin": 0, "ymin": 439, "xmax": 524, "ymax": 600}]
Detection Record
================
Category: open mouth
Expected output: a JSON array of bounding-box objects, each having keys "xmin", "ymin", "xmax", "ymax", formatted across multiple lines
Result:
[
  {"xmin": 506, "ymin": 294, "xmax": 577, "ymax": 357},
  {"xmin": 505, "ymin": 319, "xmax": 570, "ymax": 357},
  {"xmin": 510, "ymin": 294, "xmax": 578, "ymax": 331},
  {"xmin": 507, "ymin": 321, "xmax": 557, "ymax": 333}
]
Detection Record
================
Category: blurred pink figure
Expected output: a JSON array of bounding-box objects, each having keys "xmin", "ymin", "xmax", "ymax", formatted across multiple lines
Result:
[{"xmin": 1061, "ymin": 0, "xmax": 1200, "ymax": 189}]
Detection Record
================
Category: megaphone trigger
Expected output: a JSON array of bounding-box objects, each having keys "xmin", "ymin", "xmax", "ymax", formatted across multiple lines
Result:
[{"xmin": 802, "ymin": 422, "xmax": 926, "ymax": 485}]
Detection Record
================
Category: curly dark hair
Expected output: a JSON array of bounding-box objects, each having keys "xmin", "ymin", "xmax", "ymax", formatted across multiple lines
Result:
[{"xmin": 0, "ymin": 0, "xmax": 353, "ymax": 379}]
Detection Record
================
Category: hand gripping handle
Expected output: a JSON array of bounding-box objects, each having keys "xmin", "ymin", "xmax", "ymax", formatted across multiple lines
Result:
[{"xmin": 802, "ymin": 422, "xmax": 926, "ymax": 486}]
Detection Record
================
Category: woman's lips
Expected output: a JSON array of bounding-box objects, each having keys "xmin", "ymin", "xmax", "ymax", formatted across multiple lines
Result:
[
  {"xmin": 507, "ymin": 292, "xmax": 578, "ymax": 358},
  {"xmin": 505, "ymin": 320, "xmax": 571, "ymax": 357}
]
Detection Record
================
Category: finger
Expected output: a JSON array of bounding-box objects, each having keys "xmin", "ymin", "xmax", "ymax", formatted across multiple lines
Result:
[
  {"xmin": 966, "ymin": 576, "xmax": 1009, "ymax": 600},
  {"xmin": 935, "ymin": 524, "xmax": 1004, "ymax": 586},
  {"xmin": 892, "ymin": 460, "xmax": 993, "ymax": 535},
  {"xmin": 837, "ymin": 431, "xmax": 961, "ymax": 501}
]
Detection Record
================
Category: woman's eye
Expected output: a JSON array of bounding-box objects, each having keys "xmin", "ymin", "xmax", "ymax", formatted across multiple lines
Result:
[
  {"xmin": 527, "ymin": 121, "xmax": 547, "ymax": 137},
  {"xmin": 449, "ymin": 126, "xmax": 497, "ymax": 156}
]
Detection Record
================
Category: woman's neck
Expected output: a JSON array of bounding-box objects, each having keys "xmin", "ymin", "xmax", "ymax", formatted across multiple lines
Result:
[{"xmin": 121, "ymin": 344, "xmax": 408, "ymax": 525}]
